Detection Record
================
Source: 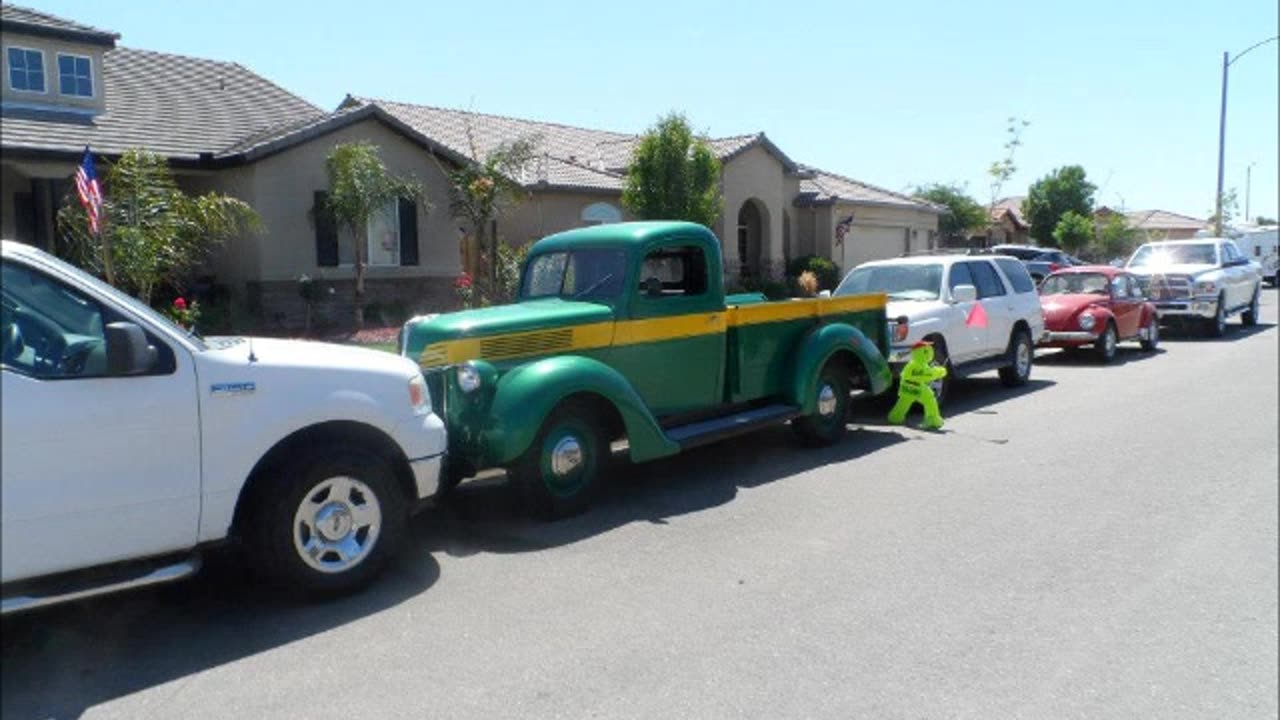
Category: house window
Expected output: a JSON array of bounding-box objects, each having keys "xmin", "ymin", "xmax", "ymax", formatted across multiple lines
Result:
[
  {"xmin": 57, "ymin": 54, "xmax": 93, "ymax": 97},
  {"xmin": 367, "ymin": 201, "xmax": 400, "ymax": 267},
  {"xmin": 6, "ymin": 47, "xmax": 45, "ymax": 93},
  {"xmin": 581, "ymin": 202, "xmax": 622, "ymax": 226}
]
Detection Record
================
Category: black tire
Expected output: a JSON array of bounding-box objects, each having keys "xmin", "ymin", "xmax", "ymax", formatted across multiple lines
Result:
[
  {"xmin": 511, "ymin": 403, "xmax": 604, "ymax": 520},
  {"xmin": 792, "ymin": 361, "xmax": 851, "ymax": 447},
  {"xmin": 1139, "ymin": 315, "xmax": 1160, "ymax": 352},
  {"xmin": 244, "ymin": 444, "xmax": 407, "ymax": 597},
  {"xmin": 998, "ymin": 328, "xmax": 1033, "ymax": 387},
  {"xmin": 928, "ymin": 338, "xmax": 953, "ymax": 408},
  {"xmin": 1242, "ymin": 287, "xmax": 1260, "ymax": 327},
  {"xmin": 1093, "ymin": 321, "xmax": 1118, "ymax": 364},
  {"xmin": 1206, "ymin": 294, "xmax": 1227, "ymax": 337}
]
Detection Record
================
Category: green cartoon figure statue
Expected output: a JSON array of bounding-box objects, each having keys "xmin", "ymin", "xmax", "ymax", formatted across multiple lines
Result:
[{"xmin": 888, "ymin": 340, "xmax": 947, "ymax": 430}]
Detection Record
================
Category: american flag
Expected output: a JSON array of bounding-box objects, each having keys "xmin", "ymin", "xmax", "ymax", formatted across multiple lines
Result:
[{"xmin": 75, "ymin": 147, "xmax": 103, "ymax": 234}]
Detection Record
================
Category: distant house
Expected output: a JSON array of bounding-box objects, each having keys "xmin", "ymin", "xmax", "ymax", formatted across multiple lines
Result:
[
  {"xmin": 1095, "ymin": 207, "xmax": 1210, "ymax": 241},
  {"xmin": 966, "ymin": 196, "xmax": 1031, "ymax": 247},
  {"xmin": 1, "ymin": 4, "xmax": 943, "ymax": 329}
]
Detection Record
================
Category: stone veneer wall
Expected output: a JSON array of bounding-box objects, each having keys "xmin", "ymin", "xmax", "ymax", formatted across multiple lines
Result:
[{"xmin": 247, "ymin": 276, "xmax": 459, "ymax": 333}]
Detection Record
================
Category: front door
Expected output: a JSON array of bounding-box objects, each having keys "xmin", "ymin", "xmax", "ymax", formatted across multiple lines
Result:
[
  {"xmin": 610, "ymin": 243, "xmax": 725, "ymax": 418},
  {"xmin": 1, "ymin": 259, "xmax": 201, "ymax": 583},
  {"xmin": 944, "ymin": 262, "xmax": 986, "ymax": 363},
  {"xmin": 965, "ymin": 260, "xmax": 1014, "ymax": 356},
  {"xmin": 1109, "ymin": 274, "xmax": 1141, "ymax": 337}
]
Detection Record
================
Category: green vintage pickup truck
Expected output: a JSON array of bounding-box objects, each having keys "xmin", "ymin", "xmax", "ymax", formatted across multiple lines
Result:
[{"xmin": 400, "ymin": 221, "xmax": 892, "ymax": 517}]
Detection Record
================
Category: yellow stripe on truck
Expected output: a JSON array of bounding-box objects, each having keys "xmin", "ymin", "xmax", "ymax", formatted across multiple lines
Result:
[{"xmin": 418, "ymin": 293, "xmax": 886, "ymax": 368}]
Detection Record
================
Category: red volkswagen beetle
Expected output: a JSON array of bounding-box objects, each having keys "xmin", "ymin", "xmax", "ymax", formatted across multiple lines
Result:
[{"xmin": 1038, "ymin": 266, "xmax": 1160, "ymax": 362}]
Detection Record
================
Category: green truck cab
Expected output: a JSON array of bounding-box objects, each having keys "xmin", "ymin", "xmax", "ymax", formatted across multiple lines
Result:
[{"xmin": 400, "ymin": 221, "xmax": 892, "ymax": 517}]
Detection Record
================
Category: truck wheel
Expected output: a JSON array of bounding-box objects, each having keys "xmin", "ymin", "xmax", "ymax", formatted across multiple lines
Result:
[
  {"xmin": 1242, "ymin": 288, "xmax": 1260, "ymax": 327},
  {"xmin": 246, "ymin": 445, "xmax": 407, "ymax": 596},
  {"xmin": 792, "ymin": 362, "xmax": 851, "ymax": 447},
  {"xmin": 1139, "ymin": 316, "xmax": 1160, "ymax": 352},
  {"xmin": 1207, "ymin": 295, "xmax": 1227, "ymax": 337},
  {"xmin": 998, "ymin": 329, "xmax": 1033, "ymax": 387},
  {"xmin": 1093, "ymin": 321, "xmax": 1118, "ymax": 363},
  {"xmin": 513, "ymin": 404, "xmax": 603, "ymax": 519}
]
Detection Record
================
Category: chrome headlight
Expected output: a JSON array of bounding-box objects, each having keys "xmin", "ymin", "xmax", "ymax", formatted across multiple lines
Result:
[
  {"xmin": 1078, "ymin": 312, "xmax": 1096, "ymax": 330},
  {"xmin": 456, "ymin": 363, "xmax": 482, "ymax": 393},
  {"xmin": 1195, "ymin": 280, "xmax": 1217, "ymax": 295}
]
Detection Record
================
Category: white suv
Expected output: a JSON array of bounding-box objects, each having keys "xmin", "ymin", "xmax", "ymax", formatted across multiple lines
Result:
[
  {"xmin": 2, "ymin": 241, "xmax": 447, "ymax": 613},
  {"xmin": 834, "ymin": 253, "xmax": 1046, "ymax": 404}
]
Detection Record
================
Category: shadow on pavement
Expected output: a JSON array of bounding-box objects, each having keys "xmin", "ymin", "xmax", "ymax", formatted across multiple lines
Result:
[
  {"xmin": 0, "ymin": 542, "xmax": 440, "ymax": 720},
  {"xmin": 1035, "ymin": 345, "xmax": 1167, "ymax": 367},
  {"xmin": 1156, "ymin": 321, "xmax": 1274, "ymax": 343},
  {"xmin": 415, "ymin": 424, "xmax": 909, "ymax": 557}
]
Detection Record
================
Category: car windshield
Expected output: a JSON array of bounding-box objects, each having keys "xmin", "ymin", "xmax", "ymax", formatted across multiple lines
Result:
[
  {"xmin": 1128, "ymin": 243, "xmax": 1218, "ymax": 268},
  {"xmin": 1040, "ymin": 273, "xmax": 1110, "ymax": 295},
  {"xmin": 836, "ymin": 264, "xmax": 943, "ymax": 301},
  {"xmin": 520, "ymin": 248, "xmax": 628, "ymax": 301}
]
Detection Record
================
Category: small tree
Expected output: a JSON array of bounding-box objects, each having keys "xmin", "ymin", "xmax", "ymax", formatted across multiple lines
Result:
[
  {"xmin": 324, "ymin": 142, "xmax": 422, "ymax": 327},
  {"xmin": 1256, "ymin": 216, "xmax": 1278, "ymax": 226},
  {"xmin": 914, "ymin": 183, "xmax": 987, "ymax": 245},
  {"xmin": 622, "ymin": 112, "xmax": 721, "ymax": 227},
  {"xmin": 58, "ymin": 149, "xmax": 260, "ymax": 304},
  {"xmin": 1024, "ymin": 165, "xmax": 1097, "ymax": 245},
  {"xmin": 1052, "ymin": 211, "xmax": 1094, "ymax": 255},
  {"xmin": 1093, "ymin": 213, "xmax": 1137, "ymax": 261},
  {"xmin": 1206, "ymin": 187, "xmax": 1238, "ymax": 233},
  {"xmin": 986, "ymin": 117, "xmax": 1030, "ymax": 241},
  {"xmin": 441, "ymin": 127, "xmax": 538, "ymax": 296}
]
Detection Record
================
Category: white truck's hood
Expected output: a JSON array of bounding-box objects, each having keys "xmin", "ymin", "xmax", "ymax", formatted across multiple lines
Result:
[
  {"xmin": 886, "ymin": 298, "xmax": 949, "ymax": 322},
  {"xmin": 203, "ymin": 336, "xmax": 416, "ymax": 377}
]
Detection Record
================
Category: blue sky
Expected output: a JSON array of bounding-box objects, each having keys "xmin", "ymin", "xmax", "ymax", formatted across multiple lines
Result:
[{"xmin": 31, "ymin": 0, "xmax": 1280, "ymax": 221}]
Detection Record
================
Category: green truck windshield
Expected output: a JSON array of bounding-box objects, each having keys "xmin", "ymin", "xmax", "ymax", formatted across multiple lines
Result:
[{"xmin": 521, "ymin": 249, "xmax": 628, "ymax": 301}]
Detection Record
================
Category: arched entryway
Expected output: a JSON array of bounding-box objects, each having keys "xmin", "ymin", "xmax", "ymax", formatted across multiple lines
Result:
[{"xmin": 736, "ymin": 199, "xmax": 768, "ymax": 282}]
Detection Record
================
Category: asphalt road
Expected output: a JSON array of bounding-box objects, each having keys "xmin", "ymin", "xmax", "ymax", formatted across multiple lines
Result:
[{"xmin": 3, "ymin": 291, "xmax": 1277, "ymax": 720}]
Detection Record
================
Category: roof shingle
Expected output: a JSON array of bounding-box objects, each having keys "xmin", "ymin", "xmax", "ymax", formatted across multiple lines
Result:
[
  {"xmin": 0, "ymin": 3, "xmax": 119, "ymax": 45},
  {"xmin": 796, "ymin": 167, "xmax": 945, "ymax": 214}
]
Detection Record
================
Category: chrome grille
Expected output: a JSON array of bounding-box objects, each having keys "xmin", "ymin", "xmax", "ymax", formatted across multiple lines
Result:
[
  {"xmin": 479, "ymin": 328, "xmax": 574, "ymax": 359},
  {"xmin": 1143, "ymin": 274, "xmax": 1193, "ymax": 301}
]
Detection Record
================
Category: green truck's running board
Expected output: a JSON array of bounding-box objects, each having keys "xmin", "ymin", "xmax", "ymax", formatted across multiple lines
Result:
[{"xmin": 666, "ymin": 403, "xmax": 800, "ymax": 450}]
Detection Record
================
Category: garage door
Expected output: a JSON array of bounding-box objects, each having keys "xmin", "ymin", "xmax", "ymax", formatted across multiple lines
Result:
[{"xmin": 841, "ymin": 225, "xmax": 908, "ymax": 270}]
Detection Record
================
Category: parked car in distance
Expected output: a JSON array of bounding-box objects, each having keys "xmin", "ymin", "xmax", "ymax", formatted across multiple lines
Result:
[
  {"xmin": 1125, "ymin": 238, "xmax": 1263, "ymax": 337},
  {"xmin": 2, "ymin": 240, "xmax": 448, "ymax": 614},
  {"xmin": 399, "ymin": 221, "xmax": 892, "ymax": 519},
  {"xmin": 833, "ymin": 253, "xmax": 1045, "ymax": 406},
  {"xmin": 991, "ymin": 245, "xmax": 1084, "ymax": 284},
  {"xmin": 1038, "ymin": 266, "xmax": 1160, "ymax": 362}
]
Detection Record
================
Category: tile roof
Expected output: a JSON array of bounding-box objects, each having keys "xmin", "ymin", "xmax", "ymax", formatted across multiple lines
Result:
[
  {"xmin": 0, "ymin": 4, "xmax": 119, "ymax": 45},
  {"xmin": 1124, "ymin": 209, "xmax": 1209, "ymax": 231},
  {"xmin": 990, "ymin": 196, "xmax": 1027, "ymax": 226},
  {"xmin": 0, "ymin": 46, "xmax": 323, "ymax": 161},
  {"xmin": 795, "ymin": 167, "xmax": 945, "ymax": 214}
]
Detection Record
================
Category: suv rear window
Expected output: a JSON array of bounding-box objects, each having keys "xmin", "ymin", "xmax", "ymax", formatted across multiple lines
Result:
[{"xmin": 994, "ymin": 258, "xmax": 1036, "ymax": 293}]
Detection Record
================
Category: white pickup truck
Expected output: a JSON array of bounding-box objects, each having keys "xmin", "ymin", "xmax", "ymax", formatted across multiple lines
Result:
[
  {"xmin": 1125, "ymin": 238, "xmax": 1264, "ymax": 337},
  {"xmin": 1, "ymin": 240, "xmax": 447, "ymax": 613}
]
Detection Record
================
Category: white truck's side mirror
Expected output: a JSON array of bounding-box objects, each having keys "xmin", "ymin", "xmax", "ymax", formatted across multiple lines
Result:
[{"xmin": 951, "ymin": 284, "xmax": 977, "ymax": 303}]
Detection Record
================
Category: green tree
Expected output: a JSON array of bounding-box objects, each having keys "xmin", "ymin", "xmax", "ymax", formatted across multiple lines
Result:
[
  {"xmin": 914, "ymin": 183, "xmax": 987, "ymax": 244},
  {"xmin": 1093, "ymin": 213, "xmax": 1137, "ymax": 260},
  {"xmin": 1206, "ymin": 187, "xmax": 1238, "ymax": 232},
  {"xmin": 58, "ymin": 149, "xmax": 260, "ymax": 303},
  {"xmin": 986, "ymin": 117, "xmax": 1030, "ymax": 238},
  {"xmin": 1256, "ymin": 216, "xmax": 1277, "ymax": 226},
  {"xmin": 324, "ymin": 142, "xmax": 422, "ymax": 326},
  {"xmin": 622, "ymin": 112, "xmax": 721, "ymax": 227},
  {"xmin": 1052, "ymin": 211, "xmax": 1094, "ymax": 254},
  {"xmin": 442, "ymin": 128, "xmax": 538, "ymax": 293},
  {"xmin": 1023, "ymin": 165, "xmax": 1097, "ymax": 244}
]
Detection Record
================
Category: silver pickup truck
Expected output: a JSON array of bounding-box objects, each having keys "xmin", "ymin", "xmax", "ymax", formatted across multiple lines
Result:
[{"xmin": 1125, "ymin": 238, "xmax": 1263, "ymax": 337}]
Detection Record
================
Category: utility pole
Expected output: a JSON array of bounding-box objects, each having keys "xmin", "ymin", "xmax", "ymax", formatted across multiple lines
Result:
[
  {"xmin": 1214, "ymin": 36, "xmax": 1279, "ymax": 236},
  {"xmin": 1245, "ymin": 162, "xmax": 1254, "ymax": 223}
]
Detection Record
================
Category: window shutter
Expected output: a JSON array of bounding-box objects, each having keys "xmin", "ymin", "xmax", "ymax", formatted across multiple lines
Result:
[
  {"xmin": 399, "ymin": 198, "xmax": 419, "ymax": 266},
  {"xmin": 314, "ymin": 191, "xmax": 338, "ymax": 267}
]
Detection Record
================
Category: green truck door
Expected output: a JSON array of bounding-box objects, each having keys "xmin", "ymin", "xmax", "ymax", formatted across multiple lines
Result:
[{"xmin": 610, "ymin": 244, "xmax": 726, "ymax": 418}]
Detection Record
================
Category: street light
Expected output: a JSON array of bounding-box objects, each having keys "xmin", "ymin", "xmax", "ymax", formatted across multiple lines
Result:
[{"xmin": 1215, "ymin": 35, "xmax": 1279, "ymax": 235}]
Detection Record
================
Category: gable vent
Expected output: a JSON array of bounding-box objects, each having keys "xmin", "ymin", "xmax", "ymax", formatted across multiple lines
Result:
[{"xmin": 479, "ymin": 328, "xmax": 574, "ymax": 360}]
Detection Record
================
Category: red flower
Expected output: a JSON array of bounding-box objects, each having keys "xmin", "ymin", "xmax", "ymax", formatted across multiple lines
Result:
[
  {"xmin": 454, "ymin": 273, "xmax": 473, "ymax": 289},
  {"xmin": 173, "ymin": 297, "xmax": 187, "ymax": 310}
]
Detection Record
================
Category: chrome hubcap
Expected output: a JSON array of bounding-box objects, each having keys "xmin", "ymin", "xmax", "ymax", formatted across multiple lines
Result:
[
  {"xmin": 1016, "ymin": 342, "xmax": 1031, "ymax": 375},
  {"xmin": 1105, "ymin": 329, "xmax": 1116, "ymax": 354},
  {"xmin": 816, "ymin": 384, "xmax": 838, "ymax": 417},
  {"xmin": 292, "ymin": 476, "xmax": 381, "ymax": 574},
  {"xmin": 550, "ymin": 436, "xmax": 583, "ymax": 477}
]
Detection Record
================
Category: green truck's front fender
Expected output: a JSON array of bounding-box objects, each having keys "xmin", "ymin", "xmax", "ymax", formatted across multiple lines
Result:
[
  {"xmin": 789, "ymin": 324, "xmax": 893, "ymax": 413},
  {"xmin": 484, "ymin": 355, "xmax": 681, "ymax": 466}
]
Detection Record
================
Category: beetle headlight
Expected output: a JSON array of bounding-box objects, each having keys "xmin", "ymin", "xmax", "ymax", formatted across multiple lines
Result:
[
  {"xmin": 456, "ymin": 363, "xmax": 482, "ymax": 393},
  {"xmin": 1078, "ymin": 312, "xmax": 1096, "ymax": 330}
]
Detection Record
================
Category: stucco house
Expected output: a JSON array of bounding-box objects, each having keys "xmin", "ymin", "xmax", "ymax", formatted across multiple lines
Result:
[
  {"xmin": 1094, "ymin": 207, "xmax": 1209, "ymax": 241},
  {"xmin": 1, "ymin": 4, "xmax": 942, "ymax": 329}
]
